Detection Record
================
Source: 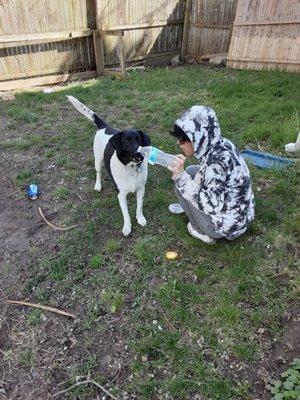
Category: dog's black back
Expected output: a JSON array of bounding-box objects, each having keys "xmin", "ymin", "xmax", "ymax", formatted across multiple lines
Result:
[{"xmin": 93, "ymin": 114, "xmax": 119, "ymax": 136}]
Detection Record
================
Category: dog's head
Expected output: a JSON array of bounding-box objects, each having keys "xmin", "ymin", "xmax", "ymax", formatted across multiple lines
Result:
[{"xmin": 109, "ymin": 130, "xmax": 150, "ymax": 165}]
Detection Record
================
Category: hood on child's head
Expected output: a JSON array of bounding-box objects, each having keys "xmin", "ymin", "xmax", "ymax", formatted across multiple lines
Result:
[{"xmin": 174, "ymin": 106, "xmax": 222, "ymax": 160}]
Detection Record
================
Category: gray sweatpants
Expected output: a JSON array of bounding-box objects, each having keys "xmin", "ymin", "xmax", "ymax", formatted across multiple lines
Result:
[{"xmin": 175, "ymin": 165, "xmax": 223, "ymax": 239}]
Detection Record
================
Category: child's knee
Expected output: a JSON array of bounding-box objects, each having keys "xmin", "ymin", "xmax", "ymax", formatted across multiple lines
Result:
[{"xmin": 186, "ymin": 165, "xmax": 198, "ymax": 178}]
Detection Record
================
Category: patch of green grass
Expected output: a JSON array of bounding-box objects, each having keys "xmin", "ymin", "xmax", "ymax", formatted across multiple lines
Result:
[
  {"xmin": 63, "ymin": 169, "xmax": 78, "ymax": 180},
  {"xmin": 2, "ymin": 133, "xmax": 45, "ymax": 150},
  {"xmin": 133, "ymin": 235, "xmax": 163, "ymax": 268},
  {"xmin": 35, "ymin": 288, "xmax": 50, "ymax": 302},
  {"xmin": 89, "ymin": 254, "xmax": 105, "ymax": 268},
  {"xmin": 55, "ymin": 156, "xmax": 75, "ymax": 168},
  {"xmin": 101, "ymin": 289, "xmax": 124, "ymax": 314},
  {"xmin": 3, "ymin": 65, "xmax": 299, "ymax": 399},
  {"xmin": 53, "ymin": 186, "xmax": 70, "ymax": 199},
  {"xmin": 292, "ymin": 212, "xmax": 300, "ymax": 233},
  {"xmin": 19, "ymin": 349, "xmax": 34, "ymax": 367},
  {"xmin": 16, "ymin": 170, "xmax": 33, "ymax": 186},
  {"xmin": 41, "ymin": 249, "xmax": 72, "ymax": 281},
  {"xmin": 8, "ymin": 107, "xmax": 38, "ymax": 123},
  {"xmin": 233, "ymin": 341, "xmax": 260, "ymax": 362},
  {"xmin": 27, "ymin": 309, "xmax": 42, "ymax": 326},
  {"xmin": 210, "ymin": 298, "xmax": 241, "ymax": 326},
  {"xmin": 103, "ymin": 239, "xmax": 122, "ymax": 253}
]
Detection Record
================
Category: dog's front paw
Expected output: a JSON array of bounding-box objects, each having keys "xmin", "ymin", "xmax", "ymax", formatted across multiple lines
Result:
[
  {"xmin": 94, "ymin": 182, "xmax": 102, "ymax": 192},
  {"xmin": 122, "ymin": 223, "xmax": 132, "ymax": 236},
  {"xmin": 137, "ymin": 215, "xmax": 147, "ymax": 227}
]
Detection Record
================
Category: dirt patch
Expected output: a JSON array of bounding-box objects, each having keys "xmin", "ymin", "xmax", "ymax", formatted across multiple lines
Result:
[{"xmin": 221, "ymin": 308, "xmax": 300, "ymax": 400}]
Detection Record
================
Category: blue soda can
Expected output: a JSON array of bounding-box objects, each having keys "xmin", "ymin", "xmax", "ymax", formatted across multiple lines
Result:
[{"xmin": 26, "ymin": 183, "xmax": 39, "ymax": 200}]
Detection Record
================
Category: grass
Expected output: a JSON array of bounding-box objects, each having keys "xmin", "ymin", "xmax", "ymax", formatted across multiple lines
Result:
[
  {"xmin": 26, "ymin": 309, "xmax": 42, "ymax": 326},
  {"xmin": 53, "ymin": 186, "xmax": 70, "ymax": 199},
  {"xmin": 1, "ymin": 65, "xmax": 299, "ymax": 399},
  {"xmin": 89, "ymin": 254, "xmax": 105, "ymax": 268}
]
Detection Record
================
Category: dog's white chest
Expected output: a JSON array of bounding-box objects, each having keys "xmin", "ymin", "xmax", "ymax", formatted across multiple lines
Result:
[{"xmin": 110, "ymin": 153, "xmax": 148, "ymax": 193}]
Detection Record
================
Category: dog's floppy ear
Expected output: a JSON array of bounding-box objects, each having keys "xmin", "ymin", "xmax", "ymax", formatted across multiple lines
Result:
[
  {"xmin": 109, "ymin": 131, "xmax": 123, "ymax": 152},
  {"xmin": 138, "ymin": 130, "xmax": 151, "ymax": 146}
]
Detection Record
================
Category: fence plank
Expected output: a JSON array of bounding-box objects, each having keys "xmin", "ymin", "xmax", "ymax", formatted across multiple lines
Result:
[
  {"xmin": 0, "ymin": 70, "xmax": 97, "ymax": 91},
  {"xmin": 0, "ymin": 30, "xmax": 92, "ymax": 43},
  {"xmin": 181, "ymin": 0, "xmax": 192, "ymax": 60},
  {"xmin": 102, "ymin": 21, "xmax": 183, "ymax": 32}
]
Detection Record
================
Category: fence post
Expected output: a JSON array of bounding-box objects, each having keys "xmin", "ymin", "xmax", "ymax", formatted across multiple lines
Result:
[
  {"xmin": 94, "ymin": 0, "xmax": 105, "ymax": 76},
  {"xmin": 93, "ymin": 30, "xmax": 105, "ymax": 75},
  {"xmin": 180, "ymin": 0, "xmax": 192, "ymax": 61},
  {"xmin": 117, "ymin": 31, "xmax": 127, "ymax": 78}
]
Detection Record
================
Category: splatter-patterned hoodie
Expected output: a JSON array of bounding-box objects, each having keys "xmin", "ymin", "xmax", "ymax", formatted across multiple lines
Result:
[{"xmin": 173, "ymin": 106, "xmax": 255, "ymax": 239}]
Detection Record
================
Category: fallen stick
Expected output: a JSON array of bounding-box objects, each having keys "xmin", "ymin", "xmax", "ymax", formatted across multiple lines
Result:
[
  {"xmin": 160, "ymin": 310, "xmax": 176, "ymax": 331},
  {"xmin": 53, "ymin": 379, "xmax": 118, "ymax": 399},
  {"xmin": 38, "ymin": 207, "xmax": 78, "ymax": 231},
  {"xmin": 76, "ymin": 193, "xmax": 87, "ymax": 203},
  {"xmin": 6, "ymin": 300, "xmax": 76, "ymax": 319}
]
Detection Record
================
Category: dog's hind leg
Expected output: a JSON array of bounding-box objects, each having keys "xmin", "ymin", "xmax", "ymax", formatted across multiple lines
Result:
[
  {"xmin": 94, "ymin": 157, "xmax": 103, "ymax": 192},
  {"xmin": 136, "ymin": 186, "xmax": 147, "ymax": 226},
  {"xmin": 118, "ymin": 191, "xmax": 131, "ymax": 236}
]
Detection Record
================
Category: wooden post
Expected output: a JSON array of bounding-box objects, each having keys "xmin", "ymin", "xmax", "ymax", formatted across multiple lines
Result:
[
  {"xmin": 180, "ymin": 0, "xmax": 192, "ymax": 61},
  {"xmin": 117, "ymin": 31, "xmax": 127, "ymax": 78},
  {"xmin": 94, "ymin": 0, "xmax": 105, "ymax": 76},
  {"xmin": 92, "ymin": 30, "xmax": 105, "ymax": 75}
]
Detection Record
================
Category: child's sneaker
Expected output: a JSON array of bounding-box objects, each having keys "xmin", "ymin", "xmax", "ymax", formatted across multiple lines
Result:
[
  {"xmin": 168, "ymin": 203, "xmax": 184, "ymax": 214},
  {"xmin": 187, "ymin": 223, "xmax": 215, "ymax": 244}
]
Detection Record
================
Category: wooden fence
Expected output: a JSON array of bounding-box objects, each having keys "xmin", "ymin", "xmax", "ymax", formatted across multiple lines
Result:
[
  {"xmin": 185, "ymin": 0, "xmax": 237, "ymax": 61},
  {"xmin": 0, "ymin": 0, "xmax": 237, "ymax": 91},
  {"xmin": 0, "ymin": 0, "xmax": 298, "ymax": 91},
  {"xmin": 97, "ymin": 0, "xmax": 184, "ymax": 66},
  {"xmin": 0, "ymin": 0, "xmax": 97, "ymax": 90},
  {"xmin": 227, "ymin": 0, "xmax": 300, "ymax": 73},
  {"xmin": 0, "ymin": 0, "xmax": 186, "ymax": 90}
]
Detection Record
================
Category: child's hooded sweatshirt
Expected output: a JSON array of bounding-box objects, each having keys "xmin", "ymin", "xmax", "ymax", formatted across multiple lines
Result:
[{"xmin": 173, "ymin": 106, "xmax": 255, "ymax": 239}]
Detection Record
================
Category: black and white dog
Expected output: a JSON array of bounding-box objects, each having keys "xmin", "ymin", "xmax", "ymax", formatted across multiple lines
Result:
[{"xmin": 67, "ymin": 96, "xmax": 150, "ymax": 236}]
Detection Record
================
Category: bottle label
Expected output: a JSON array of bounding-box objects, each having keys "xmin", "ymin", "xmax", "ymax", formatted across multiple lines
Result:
[{"xmin": 148, "ymin": 147, "xmax": 158, "ymax": 165}]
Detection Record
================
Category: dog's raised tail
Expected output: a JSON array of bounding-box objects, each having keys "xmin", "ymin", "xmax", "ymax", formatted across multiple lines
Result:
[{"xmin": 67, "ymin": 95, "xmax": 107, "ymax": 129}]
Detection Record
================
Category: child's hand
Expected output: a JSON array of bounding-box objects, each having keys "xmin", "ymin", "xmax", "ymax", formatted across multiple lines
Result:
[{"xmin": 167, "ymin": 154, "xmax": 186, "ymax": 178}]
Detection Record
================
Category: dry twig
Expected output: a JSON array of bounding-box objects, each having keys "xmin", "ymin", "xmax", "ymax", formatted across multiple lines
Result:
[
  {"xmin": 159, "ymin": 310, "xmax": 176, "ymax": 330},
  {"xmin": 38, "ymin": 207, "xmax": 77, "ymax": 231},
  {"xmin": 53, "ymin": 379, "xmax": 118, "ymax": 399},
  {"xmin": 76, "ymin": 193, "xmax": 87, "ymax": 203},
  {"xmin": 6, "ymin": 300, "xmax": 76, "ymax": 319}
]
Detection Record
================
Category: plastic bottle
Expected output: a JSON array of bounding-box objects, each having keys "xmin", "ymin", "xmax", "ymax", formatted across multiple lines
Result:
[{"xmin": 138, "ymin": 146, "xmax": 177, "ymax": 168}]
